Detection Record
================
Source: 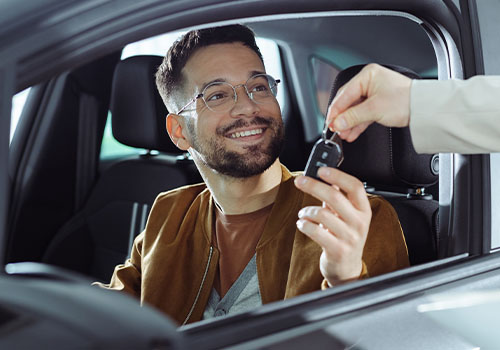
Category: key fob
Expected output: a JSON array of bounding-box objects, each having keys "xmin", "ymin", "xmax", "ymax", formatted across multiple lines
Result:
[{"xmin": 304, "ymin": 138, "xmax": 343, "ymax": 183}]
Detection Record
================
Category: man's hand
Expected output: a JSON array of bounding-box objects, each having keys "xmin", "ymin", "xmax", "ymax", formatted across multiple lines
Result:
[
  {"xmin": 326, "ymin": 64, "xmax": 412, "ymax": 142},
  {"xmin": 294, "ymin": 167, "xmax": 371, "ymax": 285}
]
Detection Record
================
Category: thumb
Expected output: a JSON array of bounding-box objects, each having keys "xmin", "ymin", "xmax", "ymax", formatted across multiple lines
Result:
[{"xmin": 334, "ymin": 98, "xmax": 377, "ymax": 131}]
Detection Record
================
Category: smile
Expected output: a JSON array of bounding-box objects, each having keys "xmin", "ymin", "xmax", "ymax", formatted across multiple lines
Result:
[{"xmin": 229, "ymin": 128, "xmax": 264, "ymax": 138}]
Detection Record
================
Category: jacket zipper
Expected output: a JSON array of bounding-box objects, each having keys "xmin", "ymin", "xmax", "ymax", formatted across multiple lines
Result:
[{"xmin": 182, "ymin": 246, "xmax": 213, "ymax": 325}]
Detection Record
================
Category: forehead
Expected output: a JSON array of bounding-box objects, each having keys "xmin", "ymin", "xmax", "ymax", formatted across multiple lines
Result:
[{"xmin": 182, "ymin": 42, "xmax": 265, "ymax": 91}]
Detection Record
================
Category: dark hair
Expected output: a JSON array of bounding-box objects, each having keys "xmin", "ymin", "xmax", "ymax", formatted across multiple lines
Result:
[{"xmin": 155, "ymin": 24, "xmax": 263, "ymax": 109}]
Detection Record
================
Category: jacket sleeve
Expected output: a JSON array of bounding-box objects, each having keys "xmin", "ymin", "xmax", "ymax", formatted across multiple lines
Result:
[
  {"xmin": 363, "ymin": 196, "xmax": 410, "ymax": 277},
  {"xmin": 92, "ymin": 231, "xmax": 144, "ymax": 299},
  {"xmin": 410, "ymin": 76, "xmax": 500, "ymax": 154},
  {"xmin": 321, "ymin": 261, "xmax": 368, "ymax": 289}
]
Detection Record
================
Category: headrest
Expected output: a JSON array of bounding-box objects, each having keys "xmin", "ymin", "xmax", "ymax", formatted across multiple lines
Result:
[
  {"xmin": 330, "ymin": 64, "xmax": 438, "ymax": 189},
  {"xmin": 110, "ymin": 55, "xmax": 181, "ymax": 154}
]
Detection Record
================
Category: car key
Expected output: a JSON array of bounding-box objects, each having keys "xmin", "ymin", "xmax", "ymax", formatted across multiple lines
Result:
[{"xmin": 304, "ymin": 125, "xmax": 344, "ymax": 183}]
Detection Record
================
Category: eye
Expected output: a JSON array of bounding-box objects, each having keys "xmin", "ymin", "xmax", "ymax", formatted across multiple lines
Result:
[
  {"xmin": 206, "ymin": 91, "xmax": 229, "ymax": 102},
  {"xmin": 250, "ymin": 84, "xmax": 270, "ymax": 93}
]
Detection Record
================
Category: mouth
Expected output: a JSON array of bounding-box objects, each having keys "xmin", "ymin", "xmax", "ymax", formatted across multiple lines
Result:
[{"xmin": 228, "ymin": 128, "xmax": 265, "ymax": 139}]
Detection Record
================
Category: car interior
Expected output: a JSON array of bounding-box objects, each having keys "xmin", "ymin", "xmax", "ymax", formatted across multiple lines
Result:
[{"xmin": 9, "ymin": 15, "xmax": 442, "ymax": 269}]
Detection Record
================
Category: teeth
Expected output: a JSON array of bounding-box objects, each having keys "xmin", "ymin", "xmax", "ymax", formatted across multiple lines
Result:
[{"xmin": 230, "ymin": 128, "xmax": 263, "ymax": 138}]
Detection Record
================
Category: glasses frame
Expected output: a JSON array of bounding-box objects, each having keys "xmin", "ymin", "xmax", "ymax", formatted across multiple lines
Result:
[{"xmin": 176, "ymin": 73, "xmax": 280, "ymax": 115}]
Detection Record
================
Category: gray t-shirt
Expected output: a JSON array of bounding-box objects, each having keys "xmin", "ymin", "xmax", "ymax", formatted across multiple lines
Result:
[{"xmin": 203, "ymin": 254, "xmax": 262, "ymax": 319}]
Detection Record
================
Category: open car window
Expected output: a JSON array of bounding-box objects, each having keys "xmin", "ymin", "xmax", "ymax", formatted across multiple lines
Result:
[{"xmin": 8, "ymin": 12, "xmax": 445, "ymax": 311}]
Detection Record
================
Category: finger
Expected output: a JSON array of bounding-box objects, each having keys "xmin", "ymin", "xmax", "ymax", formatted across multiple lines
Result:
[
  {"xmin": 295, "ymin": 174, "xmax": 368, "ymax": 229},
  {"xmin": 336, "ymin": 129, "xmax": 351, "ymax": 141},
  {"xmin": 343, "ymin": 121, "xmax": 372, "ymax": 142},
  {"xmin": 332, "ymin": 94, "xmax": 383, "ymax": 133},
  {"xmin": 318, "ymin": 167, "xmax": 371, "ymax": 213},
  {"xmin": 295, "ymin": 174, "xmax": 353, "ymax": 212},
  {"xmin": 334, "ymin": 122, "xmax": 371, "ymax": 142},
  {"xmin": 295, "ymin": 175, "xmax": 335, "ymax": 204},
  {"xmin": 296, "ymin": 169, "xmax": 370, "ymax": 214},
  {"xmin": 323, "ymin": 185, "xmax": 360, "ymax": 225},
  {"xmin": 298, "ymin": 206, "xmax": 356, "ymax": 244},
  {"xmin": 326, "ymin": 70, "xmax": 370, "ymax": 127},
  {"xmin": 322, "ymin": 191, "xmax": 362, "ymax": 229},
  {"xmin": 296, "ymin": 218, "xmax": 340, "ymax": 249}
]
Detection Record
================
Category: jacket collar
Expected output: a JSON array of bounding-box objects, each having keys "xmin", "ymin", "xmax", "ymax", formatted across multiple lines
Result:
[
  {"xmin": 199, "ymin": 164, "xmax": 302, "ymax": 248},
  {"xmin": 257, "ymin": 164, "xmax": 303, "ymax": 248}
]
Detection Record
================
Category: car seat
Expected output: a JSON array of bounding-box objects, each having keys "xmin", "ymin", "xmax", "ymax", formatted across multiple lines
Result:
[
  {"xmin": 329, "ymin": 64, "xmax": 439, "ymax": 265},
  {"xmin": 42, "ymin": 55, "xmax": 202, "ymax": 282}
]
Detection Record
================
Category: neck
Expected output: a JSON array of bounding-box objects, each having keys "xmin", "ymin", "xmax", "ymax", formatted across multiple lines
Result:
[{"xmin": 195, "ymin": 158, "xmax": 282, "ymax": 215}]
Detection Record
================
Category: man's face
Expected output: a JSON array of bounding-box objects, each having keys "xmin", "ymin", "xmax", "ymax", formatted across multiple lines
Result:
[{"xmin": 179, "ymin": 42, "xmax": 284, "ymax": 178}]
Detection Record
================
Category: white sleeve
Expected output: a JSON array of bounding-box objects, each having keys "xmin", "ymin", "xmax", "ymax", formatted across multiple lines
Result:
[{"xmin": 409, "ymin": 76, "xmax": 500, "ymax": 154}]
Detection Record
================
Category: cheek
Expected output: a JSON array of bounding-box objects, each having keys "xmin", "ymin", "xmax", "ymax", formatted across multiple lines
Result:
[
  {"xmin": 263, "ymin": 101, "xmax": 282, "ymax": 120},
  {"xmin": 191, "ymin": 115, "xmax": 220, "ymax": 139},
  {"xmin": 266, "ymin": 97, "xmax": 281, "ymax": 112}
]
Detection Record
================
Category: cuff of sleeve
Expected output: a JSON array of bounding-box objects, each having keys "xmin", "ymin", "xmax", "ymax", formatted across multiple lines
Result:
[
  {"xmin": 409, "ymin": 79, "xmax": 438, "ymax": 154},
  {"xmin": 321, "ymin": 261, "xmax": 369, "ymax": 289}
]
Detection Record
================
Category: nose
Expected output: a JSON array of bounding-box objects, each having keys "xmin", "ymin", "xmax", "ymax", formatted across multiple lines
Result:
[{"xmin": 229, "ymin": 84, "xmax": 260, "ymax": 118}]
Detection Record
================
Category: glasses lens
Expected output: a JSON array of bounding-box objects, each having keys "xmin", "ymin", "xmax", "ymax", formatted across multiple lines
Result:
[
  {"xmin": 247, "ymin": 74, "xmax": 278, "ymax": 103},
  {"xmin": 203, "ymin": 82, "xmax": 235, "ymax": 112},
  {"xmin": 201, "ymin": 75, "xmax": 279, "ymax": 112}
]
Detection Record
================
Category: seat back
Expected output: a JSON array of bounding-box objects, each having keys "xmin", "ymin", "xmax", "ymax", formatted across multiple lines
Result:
[
  {"xmin": 43, "ymin": 56, "xmax": 202, "ymax": 281},
  {"xmin": 329, "ymin": 64, "xmax": 439, "ymax": 265}
]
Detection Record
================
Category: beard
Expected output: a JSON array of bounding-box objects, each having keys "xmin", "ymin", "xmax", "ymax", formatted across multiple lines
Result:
[{"xmin": 187, "ymin": 116, "xmax": 284, "ymax": 178}]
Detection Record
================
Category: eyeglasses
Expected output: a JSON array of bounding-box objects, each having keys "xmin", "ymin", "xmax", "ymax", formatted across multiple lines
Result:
[{"xmin": 176, "ymin": 74, "xmax": 280, "ymax": 115}]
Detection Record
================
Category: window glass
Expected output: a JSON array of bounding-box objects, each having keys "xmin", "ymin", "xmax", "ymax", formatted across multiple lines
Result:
[
  {"xmin": 100, "ymin": 31, "xmax": 283, "ymax": 159},
  {"xmin": 100, "ymin": 111, "xmax": 146, "ymax": 159},
  {"xmin": 311, "ymin": 57, "xmax": 340, "ymax": 117},
  {"xmin": 10, "ymin": 88, "xmax": 31, "ymax": 143}
]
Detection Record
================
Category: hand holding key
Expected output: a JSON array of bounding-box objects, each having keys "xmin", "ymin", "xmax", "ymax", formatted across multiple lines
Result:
[
  {"xmin": 295, "ymin": 167, "xmax": 371, "ymax": 285},
  {"xmin": 296, "ymin": 130, "xmax": 371, "ymax": 285}
]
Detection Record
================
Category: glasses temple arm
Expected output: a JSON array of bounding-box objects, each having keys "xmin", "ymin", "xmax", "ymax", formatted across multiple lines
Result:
[{"xmin": 176, "ymin": 94, "xmax": 203, "ymax": 115}]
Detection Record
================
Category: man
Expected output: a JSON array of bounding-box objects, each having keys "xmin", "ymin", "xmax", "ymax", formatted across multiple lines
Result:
[
  {"xmin": 327, "ymin": 63, "xmax": 500, "ymax": 153},
  {"xmin": 100, "ymin": 25, "xmax": 409, "ymax": 325}
]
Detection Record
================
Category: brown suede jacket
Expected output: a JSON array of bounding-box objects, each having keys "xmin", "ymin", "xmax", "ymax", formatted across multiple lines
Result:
[{"xmin": 99, "ymin": 165, "xmax": 409, "ymax": 325}]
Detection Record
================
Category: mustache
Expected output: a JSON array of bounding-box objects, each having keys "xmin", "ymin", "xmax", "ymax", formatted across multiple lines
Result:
[{"xmin": 217, "ymin": 116, "xmax": 273, "ymax": 136}]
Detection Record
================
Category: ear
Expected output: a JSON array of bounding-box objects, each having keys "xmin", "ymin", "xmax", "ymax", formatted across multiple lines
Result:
[{"xmin": 166, "ymin": 113, "xmax": 191, "ymax": 151}]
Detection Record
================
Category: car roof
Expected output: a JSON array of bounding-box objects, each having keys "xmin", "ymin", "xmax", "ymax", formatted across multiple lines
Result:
[{"xmin": 0, "ymin": 0, "xmax": 462, "ymax": 92}]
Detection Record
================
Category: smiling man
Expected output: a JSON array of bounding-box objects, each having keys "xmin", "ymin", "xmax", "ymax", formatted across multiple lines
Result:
[{"xmin": 101, "ymin": 25, "xmax": 409, "ymax": 325}]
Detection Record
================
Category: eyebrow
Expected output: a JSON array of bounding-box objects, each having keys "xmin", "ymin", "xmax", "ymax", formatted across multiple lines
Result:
[
  {"xmin": 199, "ymin": 70, "xmax": 267, "ymax": 92},
  {"xmin": 199, "ymin": 78, "xmax": 227, "ymax": 93}
]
